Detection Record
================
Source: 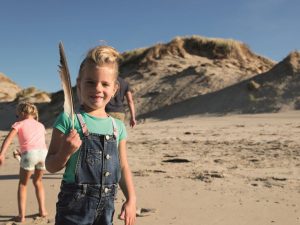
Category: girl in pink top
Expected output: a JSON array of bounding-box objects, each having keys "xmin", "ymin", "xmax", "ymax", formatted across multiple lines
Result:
[{"xmin": 0, "ymin": 102, "xmax": 48, "ymax": 223}]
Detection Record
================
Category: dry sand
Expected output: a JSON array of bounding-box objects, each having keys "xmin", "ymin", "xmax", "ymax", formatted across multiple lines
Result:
[{"xmin": 0, "ymin": 111, "xmax": 300, "ymax": 225}]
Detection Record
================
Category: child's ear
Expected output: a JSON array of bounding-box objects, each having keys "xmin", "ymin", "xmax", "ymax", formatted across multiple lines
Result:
[
  {"xmin": 76, "ymin": 78, "xmax": 80, "ymax": 90},
  {"xmin": 113, "ymin": 81, "xmax": 119, "ymax": 96}
]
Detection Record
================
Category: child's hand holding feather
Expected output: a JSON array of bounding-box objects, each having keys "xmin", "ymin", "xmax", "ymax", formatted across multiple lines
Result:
[{"xmin": 60, "ymin": 129, "xmax": 82, "ymax": 159}]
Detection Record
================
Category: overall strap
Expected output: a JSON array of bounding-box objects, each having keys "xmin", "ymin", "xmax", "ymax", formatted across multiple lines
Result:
[
  {"xmin": 109, "ymin": 116, "xmax": 118, "ymax": 138},
  {"xmin": 76, "ymin": 113, "xmax": 89, "ymax": 136}
]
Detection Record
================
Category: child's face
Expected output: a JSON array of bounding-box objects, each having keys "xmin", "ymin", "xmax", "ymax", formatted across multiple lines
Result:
[{"xmin": 77, "ymin": 65, "xmax": 117, "ymax": 113}]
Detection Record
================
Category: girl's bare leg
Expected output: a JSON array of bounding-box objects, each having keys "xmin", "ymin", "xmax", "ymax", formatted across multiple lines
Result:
[
  {"xmin": 32, "ymin": 169, "xmax": 48, "ymax": 217},
  {"xmin": 17, "ymin": 167, "xmax": 33, "ymax": 222}
]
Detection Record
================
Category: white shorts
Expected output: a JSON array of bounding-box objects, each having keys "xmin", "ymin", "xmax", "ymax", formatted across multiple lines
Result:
[{"xmin": 20, "ymin": 149, "xmax": 47, "ymax": 171}]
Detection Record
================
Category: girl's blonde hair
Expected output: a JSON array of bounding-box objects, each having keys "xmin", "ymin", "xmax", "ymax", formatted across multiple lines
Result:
[
  {"xmin": 16, "ymin": 102, "xmax": 39, "ymax": 121},
  {"xmin": 77, "ymin": 45, "xmax": 120, "ymax": 80}
]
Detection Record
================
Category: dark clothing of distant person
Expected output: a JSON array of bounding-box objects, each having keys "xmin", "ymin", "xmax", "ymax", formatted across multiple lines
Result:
[
  {"xmin": 106, "ymin": 77, "xmax": 136, "ymax": 127},
  {"xmin": 106, "ymin": 77, "xmax": 130, "ymax": 113}
]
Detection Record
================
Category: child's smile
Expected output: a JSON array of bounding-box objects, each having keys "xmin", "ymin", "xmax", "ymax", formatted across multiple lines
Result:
[{"xmin": 89, "ymin": 94, "xmax": 104, "ymax": 103}]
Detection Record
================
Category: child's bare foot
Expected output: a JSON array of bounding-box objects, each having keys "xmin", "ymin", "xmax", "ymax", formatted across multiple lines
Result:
[
  {"xmin": 13, "ymin": 215, "xmax": 25, "ymax": 223},
  {"xmin": 39, "ymin": 210, "xmax": 48, "ymax": 217}
]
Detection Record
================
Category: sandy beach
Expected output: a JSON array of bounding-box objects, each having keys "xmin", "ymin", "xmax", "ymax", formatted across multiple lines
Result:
[{"xmin": 0, "ymin": 111, "xmax": 300, "ymax": 225}]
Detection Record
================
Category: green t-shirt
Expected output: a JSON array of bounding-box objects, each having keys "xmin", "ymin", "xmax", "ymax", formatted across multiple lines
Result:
[{"xmin": 53, "ymin": 111, "xmax": 127, "ymax": 183}]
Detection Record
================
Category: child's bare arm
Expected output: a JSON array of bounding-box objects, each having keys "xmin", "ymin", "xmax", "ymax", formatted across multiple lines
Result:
[
  {"xmin": 0, "ymin": 129, "xmax": 18, "ymax": 165},
  {"xmin": 46, "ymin": 128, "xmax": 82, "ymax": 173},
  {"xmin": 118, "ymin": 139, "xmax": 136, "ymax": 225}
]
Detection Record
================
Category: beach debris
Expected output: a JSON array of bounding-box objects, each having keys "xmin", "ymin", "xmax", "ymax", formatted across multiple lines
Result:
[
  {"xmin": 192, "ymin": 170, "xmax": 224, "ymax": 183},
  {"xmin": 163, "ymin": 154, "xmax": 178, "ymax": 158},
  {"xmin": 136, "ymin": 208, "xmax": 157, "ymax": 217},
  {"xmin": 252, "ymin": 176, "xmax": 287, "ymax": 188},
  {"xmin": 133, "ymin": 169, "xmax": 167, "ymax": 177},
  {"xmin": 271, "ymin": 176, "xmax": 287, "ymax": 181},
  {"xmin": 117, "ymin": 208, "xmax": 156, "ymax": 220},
  {"xmin": 132, "ymin": 170, "xmax": 150, "ymax": 177},
  {"xmin": 213, "ymin": 158, "xmax": 225, "ymax": 164},
  {"xmin": 162, "ymin": 158, "xmax": 191, "ymax": 163}
]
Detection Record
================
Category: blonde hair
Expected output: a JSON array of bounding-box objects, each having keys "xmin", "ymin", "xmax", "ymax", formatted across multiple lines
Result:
[
  {"xmin": 16, "ymin": 102, "xmax": 39, "ymax": 121},
  {"xmin": 78, "ymin": 45, "xmax": 120, "ymax": 80}
]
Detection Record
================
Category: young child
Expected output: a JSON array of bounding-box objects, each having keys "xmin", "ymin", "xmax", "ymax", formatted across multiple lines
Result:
[
  {"xmin": 46, "ymin": 45, "xmax": 136, "ymax": 225},
  {"xmin": 0, "ymin": 102, "xmax": 48, "ymax": 223}
]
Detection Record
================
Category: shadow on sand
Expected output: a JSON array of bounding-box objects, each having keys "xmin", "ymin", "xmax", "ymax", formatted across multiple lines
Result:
[{"xmin": 0, "ymin": 173, "xmax": 63, "ymax": 181}]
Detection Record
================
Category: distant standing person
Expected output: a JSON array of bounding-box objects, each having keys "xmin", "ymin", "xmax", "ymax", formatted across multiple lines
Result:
[
  {"xmin": 106, "ymin": 77, "xmax": 137, "ymax": 127},
  {"xmin": 0, "ymin": 102, "xmax": 48, "ymax": 223}
]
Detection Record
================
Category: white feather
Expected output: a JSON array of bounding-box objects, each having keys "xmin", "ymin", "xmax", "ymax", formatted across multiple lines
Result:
[{"xmin": 58, "ymin": 42, "xmax": 74, "ymax": 129}]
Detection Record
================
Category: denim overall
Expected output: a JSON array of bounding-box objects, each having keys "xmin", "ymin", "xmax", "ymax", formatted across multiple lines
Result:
[{"xmin": 55, "ymin": 114, "xmax": 121, "ymax": 225}]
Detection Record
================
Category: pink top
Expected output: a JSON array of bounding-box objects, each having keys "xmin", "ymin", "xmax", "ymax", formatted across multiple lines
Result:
[{"xmin": 12, "ymin": 118, "xmax": 47, "ymax": 153}]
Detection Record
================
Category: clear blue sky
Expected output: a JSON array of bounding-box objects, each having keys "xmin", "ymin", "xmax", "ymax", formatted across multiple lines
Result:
[{"xmin": 0, "ymin": 0, "xmax": 299, "ymax": 93}]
